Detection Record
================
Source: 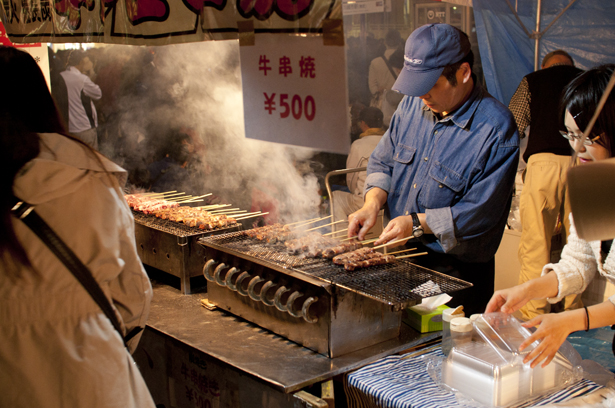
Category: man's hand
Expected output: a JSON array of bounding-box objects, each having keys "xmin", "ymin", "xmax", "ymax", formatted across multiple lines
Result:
[
  {"xmin": 348, "ymin": 207, "xmax": 378, "ymax": 241},
  {"xmin": 373, "ymin": 215, "xmax": 413, "ymax": 247},
  {"xmin": 348, "ymin": 188, "xmax": 387, "ymax": 241}
]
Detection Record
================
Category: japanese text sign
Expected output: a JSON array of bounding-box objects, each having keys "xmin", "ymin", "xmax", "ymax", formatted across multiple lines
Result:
[{"xmin": 239, "ymin": 34, "xmax": 349, "ymax": 154}]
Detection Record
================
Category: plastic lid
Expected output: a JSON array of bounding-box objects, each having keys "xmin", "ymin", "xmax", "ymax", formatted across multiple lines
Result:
[
  {"xmin": 442, "ymin": 307, "xmax": 465, "ymax": 322},
  {"xmin": 450, "ymin": 317, "xmax": 473, "ymax": 332}
]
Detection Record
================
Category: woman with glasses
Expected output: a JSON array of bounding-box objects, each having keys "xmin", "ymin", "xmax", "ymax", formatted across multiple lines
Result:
[{"xmin": 486, "ymin": 64, "xmax": 615, "ymax": 368}]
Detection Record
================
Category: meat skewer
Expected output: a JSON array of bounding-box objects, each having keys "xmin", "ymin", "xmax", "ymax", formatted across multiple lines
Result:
[{"xmin": 344, "ymin": 255, "xmax": 397, "ymax": 271}]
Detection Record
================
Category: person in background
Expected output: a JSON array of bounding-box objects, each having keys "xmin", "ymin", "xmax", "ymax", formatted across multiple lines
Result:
[
  {"xmin": 0, "ymin": 46, "xmax": 155, "ymax": 408},
  {"xmin": 332, "ymin": 106, "xmax": 386, "ymax": 231},
  {"xmin": 368, "ymin": 29, "xmax": 403, "ymax": 111},
  {"xmin": 486, "ymin": 64, "xmax": 615, "ymax": 368},
  {"xmin": 59, "ymin": 49, "xmax": 102, "ymax": 149},
  {"xmin": 381, "ymin": 47, "xmax": 405, "ymax": 127},
  {"xmin": 348, "ymin": 24, "xmax": 519, "ymax": 315},
  {"xmin": 509, "ymin": 50, "xmax": 584, "ymax": 321}
]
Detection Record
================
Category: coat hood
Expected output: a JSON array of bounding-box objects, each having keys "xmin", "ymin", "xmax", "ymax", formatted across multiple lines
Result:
[{"xmin": 13, "ymin": 133, "xmax": 126, "ymax": 205}]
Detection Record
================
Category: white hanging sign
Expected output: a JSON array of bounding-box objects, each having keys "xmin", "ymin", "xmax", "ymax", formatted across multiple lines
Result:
[{"xmin": 239, "ymin": 33, "xmax": 350, "ymax": 154}]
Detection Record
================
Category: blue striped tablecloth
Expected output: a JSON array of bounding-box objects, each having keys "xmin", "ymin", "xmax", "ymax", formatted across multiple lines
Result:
[{"xmin": 344, "ymin": 348, "xmax": 602, "ymax": 408}]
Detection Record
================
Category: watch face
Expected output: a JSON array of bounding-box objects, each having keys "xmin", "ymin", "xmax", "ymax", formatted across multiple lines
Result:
[{"xmin": 413, "ymin": 227, "xmax": 424, "ymax": 238}]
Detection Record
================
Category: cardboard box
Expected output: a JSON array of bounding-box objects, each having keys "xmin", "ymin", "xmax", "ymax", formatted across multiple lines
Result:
[{"xmin": 403, "ymin": 304, "xmax": 449, "ymax": 333}]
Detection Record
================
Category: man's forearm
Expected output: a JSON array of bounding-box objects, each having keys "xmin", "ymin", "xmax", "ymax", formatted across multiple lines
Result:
[{"xmin": 364, "ymin": 187, "xmax": 388, "ymax": 212}]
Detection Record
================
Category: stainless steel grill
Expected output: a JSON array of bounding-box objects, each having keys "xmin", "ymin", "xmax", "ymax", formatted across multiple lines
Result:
[
  {"xmin": 199, "ymin": 230, "xmax": 471, "ymax": 308},
  {"xmin": 133, "ymin": 211, "xmax": 242, "ymax": 294},
  {"xmin": 198, "ymin": 230, "xmax": 472, "ymax": 357}
]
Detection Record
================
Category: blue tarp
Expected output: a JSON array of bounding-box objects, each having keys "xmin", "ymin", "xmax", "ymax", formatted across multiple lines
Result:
[{"xmin": 472, "ymin": 0, "xmax": 615, "ymax": 106}]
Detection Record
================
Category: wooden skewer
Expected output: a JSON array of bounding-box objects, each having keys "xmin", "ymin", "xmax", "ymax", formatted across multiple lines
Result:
[
  {"xmin": 142, "ymin": 190, "xmax": 177, "ymax": 196},
  {"xmin": 284, "ymin": 216, "xmax": 323, "ymax": 227},
  {"xmin": 372, "ymin": 236, "xmax": 414, "ymax": 250},
  {"xmin": 340, "ymin": 235, "xmax": 359, "ymax": 242},
  {"xmin": 235, "ymin": 212, "xmax": 268, "ymax": 220},
  {"xmin": 304, "ymin": 219, "xmax": 346, "ymax": 232},
  {"xmin": 323, "ymin": 228, "xmax": 348, "ymax": 236},
  {"xmin": 177, "ymin": 193, "xmax": 212, "ymax": 203},
  {"xmin": 289, "ymin": 215, "xmax": 333, "ymax": 229},
  {"xmin": 198, "ymin": 204, "xmax": 231, "ymax": 210},
  {"xmin": 361, "ymin": 237, "xmax": 379, "ymax": 244},
  {"xmin": 396, "ymin": 252, "xmax": 428, "ymax": 260},
  {"xmin": 401, "ymin": 344, "xmax": 441, "ymax": 360},
  {"xmin": 386, "ymin": 248, "xmax": 417, "ymax": 255},
  {"xmin": 208, "ymin": 208, "xmax": 241, "ymax": 214},
  {"xmin": 164, "ymin": 195, "xmax": 192, "ymax": 202}
]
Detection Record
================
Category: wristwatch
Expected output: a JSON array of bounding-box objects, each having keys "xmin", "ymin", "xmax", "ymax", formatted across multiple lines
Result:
[{"xmin": 410, "ymin": 212, "xmax": 424, "ymax": 238}]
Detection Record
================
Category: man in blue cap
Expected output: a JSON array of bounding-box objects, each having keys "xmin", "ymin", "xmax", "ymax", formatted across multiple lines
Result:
[{"xmin": 348, "ymin": 23, "xmax": 519, "ymax": 315}]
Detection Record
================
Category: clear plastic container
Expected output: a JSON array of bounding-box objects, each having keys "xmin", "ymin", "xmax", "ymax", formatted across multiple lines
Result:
[
  {"xmin": 469, "ymin": 313, "xmax": 482, "ymax": 342},
  {"xmin": 442, "ymin": 307, "xmax": 464, "ymax": 356},
  {"xmin": 450, "ymin": 317, "xmax": 473, "ymax": 351},
  {"xmin": 441, "ymin": 312, "xmax": 577, "ymax": 407}
]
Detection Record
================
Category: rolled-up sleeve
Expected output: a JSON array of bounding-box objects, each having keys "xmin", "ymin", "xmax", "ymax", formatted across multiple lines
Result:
[
  {"xmin": 543, "ymin": 215, "xmax": 598, "ymax": 304},
  {"xmin": 365, "ymin": 128, "xmax": 395, "ymax": 195}
]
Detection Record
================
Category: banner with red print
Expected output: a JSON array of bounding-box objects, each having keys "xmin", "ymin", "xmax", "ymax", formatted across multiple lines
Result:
[{"xmin": 0, "ymin": 0, "xmax": 340, "ymax": 45}]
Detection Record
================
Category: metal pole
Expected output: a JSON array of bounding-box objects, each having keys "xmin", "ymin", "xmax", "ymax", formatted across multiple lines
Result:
[{"xmin": 534, "ymin": 0, "xmax": 542, "ymax": 71}]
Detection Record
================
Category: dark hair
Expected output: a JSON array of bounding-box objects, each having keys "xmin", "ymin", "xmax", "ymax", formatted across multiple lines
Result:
[
  {"xmin": 441, "ymin": 50, "xmax": 475, "ymax": 86},
  {"xmin": 542, "ymin": 49, "xmax": 574, "ymax": 68},
  {"xmin": 388, "ymin": 47, "xmax": 404, "ymax": 70},
  {"xmin": 384, "ymin": 29, "xmax": 403, "ymax": 49},
  {"xmin": 67, "ymin": 49, "xmax": 88, "ymax": 67},
  {"xmin": 360, "ymin": 107, "xmax": 384, "ymax": 129},
  {"xmin": 560, "ymin": 64, "xmax": 615, "ymax": 157},
  {"xmin": 0, "ymin": 47, "xmax": 65, "ymax": 272}
]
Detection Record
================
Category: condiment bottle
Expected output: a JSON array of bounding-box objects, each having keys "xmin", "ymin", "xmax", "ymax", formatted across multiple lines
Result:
[
  {"xmin": 442, "ymin": 306, "xmax": 464, "ymax": 356},
  {"xmin": 450, "ymin": 317, "xmax": 473, "ymax": 352}
]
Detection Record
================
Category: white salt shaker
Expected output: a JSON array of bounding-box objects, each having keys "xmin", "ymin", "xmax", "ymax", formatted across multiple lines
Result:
[
  {"xmin": 442, "ymin": 307, "xmax": 465, "ymax": 356},
  {"xmin": 450, "ymin": 317, "xmax": 473, "ymax": 352}
]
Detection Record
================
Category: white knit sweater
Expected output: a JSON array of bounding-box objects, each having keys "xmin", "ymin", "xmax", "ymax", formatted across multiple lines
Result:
[{"xmin": 543, "ymin": 214, "xmax": 615, "ymax": 305}]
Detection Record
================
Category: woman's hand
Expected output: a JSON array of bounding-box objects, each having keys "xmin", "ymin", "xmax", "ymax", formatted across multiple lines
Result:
[
  {"xmin": 486, "ymin": 272, "xmax": 561, "ymax": 314},
  {"xmin": 485, "ymin": 284, "xmax": 532, "ymax": 314},
  {"xmin": 519, "ymin": 312, "xmax": 579, "ymax": 368}
]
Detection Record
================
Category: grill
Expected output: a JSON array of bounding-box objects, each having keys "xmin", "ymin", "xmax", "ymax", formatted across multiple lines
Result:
[
  {"xmin": 198, "ymin": 230, "xmax": 472, "ymax": 357},
  {"xmin": 133, "ymin": 211, "xmax": 242, "ymax": 294}
]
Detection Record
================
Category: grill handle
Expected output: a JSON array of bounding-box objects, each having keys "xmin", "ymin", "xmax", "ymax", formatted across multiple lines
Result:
[
  {"xmin": 286, "ymin": 291, "xmax": 304, "ymax": 318},
  {"xmin": 235, "ymin": 271, "xmax": 253, "ymax": 296},
  {"xmin": 203, "ymin": 259, "xmax": 218, "ymax": 282},
  {"xmin": 214, "ymin": 263, "xmax": 228, "ymax": 286},
  {"xmin": 224, "ymin": 267, "xmax": 241, "ymax": 291},
  {"xmin": 301, "ymin": 296, "xmax": 319, "ymax": 324},
  {"xmin": 247, "ymin": 276, "xmax": 264, "ymax": 301},
  {"xmin": 259, "ymin": 281, "xmax": 276, "ymax": 306},
  {"xmin": 274, "ymin": 286, "xmax": 291, "ymax": 312}
]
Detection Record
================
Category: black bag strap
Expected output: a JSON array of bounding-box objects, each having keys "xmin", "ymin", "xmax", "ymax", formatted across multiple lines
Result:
[
  {"xmin": 10, "ymin": 198, "xmax": 140, "ymax": 346},
  {"xmin": 382, "ymin": 55, "xmax": 398, "ymax": 80}
]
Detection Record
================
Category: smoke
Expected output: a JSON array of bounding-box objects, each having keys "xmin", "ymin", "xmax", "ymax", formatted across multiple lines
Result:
[{"xmin": 94, "ymin": 41, "xmax": 323, "ymax": 224}]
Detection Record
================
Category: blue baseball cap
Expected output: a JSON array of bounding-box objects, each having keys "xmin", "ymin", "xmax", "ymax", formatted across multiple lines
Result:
[{"xmin": 392, "ymin": 24, "xmax": 471, "ymax": 97}]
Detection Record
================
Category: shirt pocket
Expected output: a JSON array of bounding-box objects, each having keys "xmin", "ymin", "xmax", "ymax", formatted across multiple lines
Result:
[
  {"xmin": 419, "ymin": 161, "xmax": 467, "ymax": 209},
  {"xmin": 391, "ymin": 144, "xmax": 416, "ymax": 193}
]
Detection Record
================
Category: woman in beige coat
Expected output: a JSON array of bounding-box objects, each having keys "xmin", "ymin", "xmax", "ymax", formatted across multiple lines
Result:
[{"xmin": 0, "ymin": 47, "xmax": 155, "ymax": 407}]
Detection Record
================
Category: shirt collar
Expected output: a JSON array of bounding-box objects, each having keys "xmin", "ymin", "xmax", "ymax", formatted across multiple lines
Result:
[{"xmin": 421, "ymin": 83, "xmax": 483, "ymax": 130}]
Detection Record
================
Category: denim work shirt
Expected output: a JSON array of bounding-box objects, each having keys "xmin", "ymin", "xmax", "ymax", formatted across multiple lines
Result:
[{"xmin": 365, "ymin": 84, "xmax": 519, "ymax": 263}]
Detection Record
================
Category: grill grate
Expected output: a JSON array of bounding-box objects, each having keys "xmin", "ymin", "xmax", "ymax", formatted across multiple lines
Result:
[
  {"xmin": 199, "ymin": 231, "xmax": 472, "ymax": 307},
  {"xmin": 132, "ymin": 211, "xmax": 240, "ymax": 237}
]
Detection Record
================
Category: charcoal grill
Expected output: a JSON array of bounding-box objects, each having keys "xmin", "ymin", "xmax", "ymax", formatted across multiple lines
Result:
[
  {"xmin": 198, "ymin": 231, "xmax": 472, "ymax": 357},
  {"xmin": 133, "ymin": 211, "xmax": 241, "ymax": 294}
]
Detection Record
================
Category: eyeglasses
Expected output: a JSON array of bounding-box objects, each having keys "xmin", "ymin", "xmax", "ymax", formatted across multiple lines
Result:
[{"xmin": 559, "ymin": 130, "xmax": 602, "ymax": 146}]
